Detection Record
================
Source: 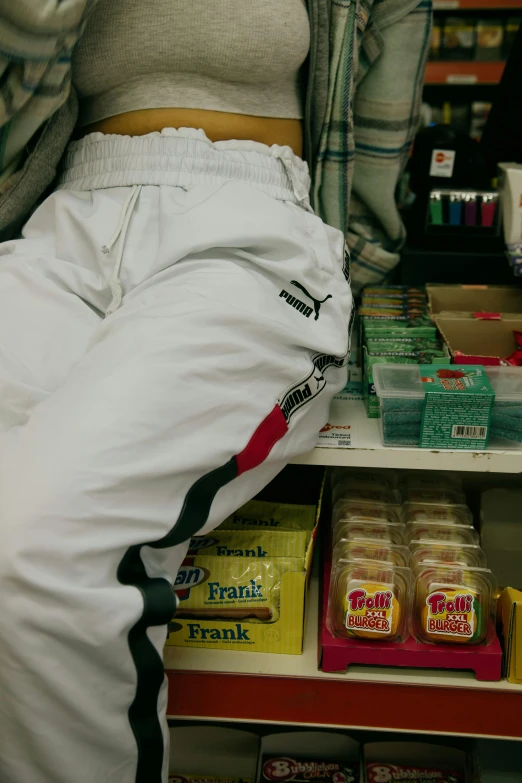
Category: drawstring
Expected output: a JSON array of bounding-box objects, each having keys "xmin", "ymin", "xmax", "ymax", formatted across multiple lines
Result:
[
  {"xmin": 102, "ymin": 185, "xmax": 142, "ymax": 316},
  {"xmin": 274, "ymin": 153, "xmax": 313, "ymax": 212}
]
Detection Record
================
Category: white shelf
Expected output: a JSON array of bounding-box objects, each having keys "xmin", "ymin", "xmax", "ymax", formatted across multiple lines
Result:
[
  {"xmin": 164, "ymin": 576, "xmax": 521, "ymax": 696},
  {"xmin": 292, "ymin": 398, "xmax": 522, "ymax": 473}
]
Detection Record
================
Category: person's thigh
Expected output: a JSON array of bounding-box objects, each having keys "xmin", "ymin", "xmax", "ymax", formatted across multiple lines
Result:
[
  {"xmin": 0, "ymin": 183, "xmax": 352, "ymax": 783},
  {"xmin": 0, "ymin": 187, "xmax": 137, "ymax": 432}
]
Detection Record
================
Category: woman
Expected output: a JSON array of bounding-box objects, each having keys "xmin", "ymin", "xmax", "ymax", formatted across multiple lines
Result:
[{"xmin": 0, "ymin": 2, "xmax": 430, "ymax": 782}]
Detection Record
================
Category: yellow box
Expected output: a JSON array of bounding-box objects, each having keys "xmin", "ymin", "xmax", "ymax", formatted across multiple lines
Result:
[
  {"xmin": 165, "ymin": 495, "xmax": 321, "ymax": 654},
  {"xmin": 498, "ymin": 586, "xmax": 522, "ymax": 684}
]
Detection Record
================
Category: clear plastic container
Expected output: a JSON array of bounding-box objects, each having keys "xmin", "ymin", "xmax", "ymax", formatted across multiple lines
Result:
[
  {"xmin": 412, "ymin": 563, "xmax": 497, "ymax": 645},
  {"xmin": 327, "ymin": 559, "xmax": 412, "ymax": 642},
  {"xmin": 330, "ymin": 468, "xmax": 399, "ymax": 502},
  {"xmin": 486, "ymin": 366, "xmax": 522, "ymax": 448},
  {"xmin": 410, "ymin": 541, "xmax": 487, "ymax": 569},
  {"xmin": 373, "ymin": 363, "xmax": 522, "ymax": 449},
  {"xmin": 372, "ymin": 364, "xmax": 424, "ymax": 446},
  {"xmin": 399, "ymin": 470, "xmax": 463, "ymax": 492},
  {"xmin": 403, "ymin": 487, "xmax": 467, "ymax": 506},
  {"xmin": 407, "ymin": 521, "xmax": 480, "ymax": 546},
  {"xmin": 403, "ymin": 501, "xmax": 473, "ymax": 526},
  {"xmin": 333, "ymin": 540, "xmax": 411, "ymax": 568},
  {"xmin": 332, "ymin": 498, "xmax": 404, "ymax": 527},
  {"xmin": 333, "ymin": 519, "xmax": 407, "ymax": 547},
  {"xmin": 333, "ymin": 486, "xmax": 402, "ymax": 507}
]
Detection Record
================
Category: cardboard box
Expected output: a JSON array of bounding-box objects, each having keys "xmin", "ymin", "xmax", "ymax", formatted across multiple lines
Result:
[
  {"xmin": 436, "ymin": 316, "xmax": 522, "ymax": 366},
  {"xmin": 427, "ymin": 284, "xmax": 522, "ymax": 318},
  {"xmin": 165, "ymin": 480, "xmax": 324, "ymax": 655},
  {"xmin": 257, "ymin": 732, "xmax": 360, "ymax": 783},
  {"xmin": 427, "ymin": 285, "xmax": 522, "ymax": 365},
  {"xmin": 498, "ymin": 587, "xmax": 522, "ymax": 685},
  {"xmin": 363, "ymin": 741, "xmax": 480, "ymax": 783},
  {"xmin": 169, "ymin": 726, "xmax": 259, "ymax": 781}
]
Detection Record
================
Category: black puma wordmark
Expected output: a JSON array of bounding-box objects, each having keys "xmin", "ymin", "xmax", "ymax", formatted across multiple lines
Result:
[{"xmin": 290, "ymin": 281, "xmax": 332, "ymax": 320}]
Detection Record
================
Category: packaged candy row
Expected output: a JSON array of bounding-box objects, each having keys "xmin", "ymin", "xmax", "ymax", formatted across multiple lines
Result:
[
  {"xmin": 360, "ymin": 286, "xmax": 435, "ymax": 328},
  {"xmin": 175, "ymin": 501, "xmax": 315, "ymax": 626},
  {"xmin": 327, "ymin": 468, "xmax": 497, "ymax": 646},
  {"xmin": 327, "ymin": 550, "xmax": 496, "ymax": 646},
  {"xmin": 330, "ymin": 467, "xmax": 471, "ymax": 526}
]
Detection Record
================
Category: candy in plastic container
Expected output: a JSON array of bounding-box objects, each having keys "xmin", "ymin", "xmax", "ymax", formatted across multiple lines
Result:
[
  {"xmin": 334, "ymin": 486, "xmax": 403, "ymax": 507},
  {"xmin": 410, "ymin": 541, "xmax": 487, "ymax": 569},
  {"xmin": 403, "ymin": 487, "xmax": 467, "ymax": 506},
  {"xmin": 327, "ymin": 559, "xmax": 412, "ymax": 641},
  {"xmin": 330, "ymin": 466, "xmax": 398, "ymax": 488},
  {"xmin": 407, "ymin": 522, "xmax": 480, "ymax": 546},
  {"xmin": 333, "ymin": 540, "xmax": 411, "ymax": 568},
  {"xmin": 403, "ymin": 501, "xmax": 473, "ymax": 526},
  {"xmin": 333, "ymin": 519, "xmax": 407, "ymax": 548},
  {"xmin": 332, "ymin": 499, "xmax": 404, "ymax": 527},
  {"xmin": 413, "ymin": 563, "xmax": 497, "ymax": 645},
  {"xmin": 399, "ymin": 470, "xmax": 463, "ymax": 492},
  {"xmin": 330, "ymin": 468, "xmax": 399, "ymax": 505}
]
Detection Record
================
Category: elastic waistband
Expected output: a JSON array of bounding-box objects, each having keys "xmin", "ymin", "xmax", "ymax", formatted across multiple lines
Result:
[{"xmin": 57, "ymin": 127, "xmax": 311, "ymax": 206}]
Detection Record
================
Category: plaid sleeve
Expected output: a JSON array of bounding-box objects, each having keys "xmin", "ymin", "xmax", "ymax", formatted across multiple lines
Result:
[
  {"xmin": 347, "ymin": 0, "xmax": 432, "ymax": 294},
  {"xmin": 0, "ymin": 1, "xmax": 96, "ymax": 173}
]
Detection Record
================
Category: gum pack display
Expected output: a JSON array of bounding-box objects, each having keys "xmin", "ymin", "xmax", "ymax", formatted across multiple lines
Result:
[{"xmin": 260, "ymin": 757, "xmax": 358, "ymax": 783}]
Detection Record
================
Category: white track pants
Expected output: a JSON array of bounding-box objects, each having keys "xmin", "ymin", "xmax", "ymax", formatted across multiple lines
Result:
[{"xmin": 0, "ymin": 129, "xmax": 352, "ymax": 783}]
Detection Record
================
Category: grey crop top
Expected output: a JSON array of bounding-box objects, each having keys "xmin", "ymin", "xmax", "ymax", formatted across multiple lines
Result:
[{"xmin": 73, "ymin": 0, "xmax": 311, "ymax": 126}]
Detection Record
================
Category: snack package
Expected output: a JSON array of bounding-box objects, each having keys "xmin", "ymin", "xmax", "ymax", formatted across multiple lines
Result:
[
  {"xmin": 410, "ymin": 541, "xmax": 487, "ymax": 569},
  {"xmin": 188, "ymin": 529, "xmax": 308, "ymax": 561},
  {"xmin": 169, "ymin": 778, "xmax": 253, "ymax": 783},
  {"xmin": 174, "ymin": 556, "xmax": 302, "ymax": 623},
  {"xmin": 260, "ymin": 757, "xmax": 358, "ymax": 783},
  {"xmin": 333, "ymin": 519, "xmax": 407, "ymax": 548},
  {"xmin": 366, "ymin": 343, "xmax": 446, "ymax": 360},
  {"xmin": 362, "ymin": 286, "xmax": 425, "ymax": 298},
  {"xmin": 366, "ymin": 764, "xmax": 464, "ymax": 783},
  {"xmin": 413, "ymin": 563, "xmax": 497, "ymax": 645},
  {"xmin": 332, "ymin": 499, "xmax": 404, "ymax": 527},
  {"xmin": 403, "ymin": 487, "xmax": 467, "ymax": 506},
  {"xmin": 363, "ymin": 324, "xmax": 438, "ymax": 340},
  {"xmin": 333, "ymin": 540, "xmax": 411, "ymax": 568},
  {"xmin": 403, "ymin": 502, "xmax": 473, "ymax": 526},
  {"xmin": 220, "ymin": 500, "xmax": 316, "ymax": 532},
  {"xmin": 407, "ymin": 522, "xmax": 480, "ymax": 546},
  {"xmin": 327, "ymin": 559, "xmax": 412, "ymax": 642}
]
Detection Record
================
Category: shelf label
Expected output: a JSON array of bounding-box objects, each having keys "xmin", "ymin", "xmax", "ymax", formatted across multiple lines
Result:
[{"xmin": 447, "ymin": 74, "xmax": 478, "ymax": 85}]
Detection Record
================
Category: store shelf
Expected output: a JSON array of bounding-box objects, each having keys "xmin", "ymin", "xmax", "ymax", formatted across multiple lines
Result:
[
  {"xmin": 425, "ymin": 61, "xmax": 506, "ymax": 85},
  {"xmin": 433, "ymin": 0, "xmax": 522, "ymax": 8},
  {"xmin": 165, "ymin": 577, "xmax": 522, "ymax": 738},
  {"xmin": 290, "ymin": 397, "xmax": 522, "ymax": 472}
]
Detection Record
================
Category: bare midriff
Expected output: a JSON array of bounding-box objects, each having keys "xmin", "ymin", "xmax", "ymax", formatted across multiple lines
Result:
[{"xmin": 82, "ymin": 108, "xmax": 304, "ymax": 157}]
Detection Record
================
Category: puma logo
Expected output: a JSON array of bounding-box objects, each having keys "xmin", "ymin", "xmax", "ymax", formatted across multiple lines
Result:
[{"xmin": 291, "ymin": 281, "xmax": 332, "ymax": 320}]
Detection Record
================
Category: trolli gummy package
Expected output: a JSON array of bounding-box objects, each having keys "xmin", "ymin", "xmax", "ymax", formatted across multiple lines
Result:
[
  {"xmin": 327, "ymin": 559, "xmax": 412, "ymax": 642},
  {"xmin": 413, "ymin": 563, "xmax": 497, "ymax": 645}
]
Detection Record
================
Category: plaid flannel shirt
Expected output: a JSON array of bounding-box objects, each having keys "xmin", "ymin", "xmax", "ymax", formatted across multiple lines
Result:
[
  {"xmin": 0, "ymin": 0, "xmax": 431, "ymax": 293},
  {"xmin": 313, "ymin": 0, "xmax": 432, "ymax": 293}
]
